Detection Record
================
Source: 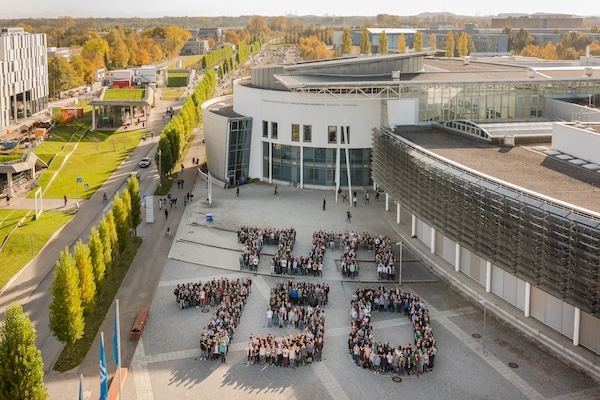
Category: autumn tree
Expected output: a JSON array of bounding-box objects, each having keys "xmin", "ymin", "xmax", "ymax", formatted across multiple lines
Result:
[
  {"xmin": 398, "ymin": 33, "xmax": 407, "ymax": 53},
  {"xmin": 0, "ymin": 303, "xmax": 47, "ymax": 400},
  {"xmin": 127, "ymin": 176, "xmax": 142, "ymax": 237},
  {"xmin": 414, "ymin": 31, "xmax": 423, "ymax": 52},
  {"xmin": 541, "ymin": 42, "xmax": 559, "ymax": 59},
  {"xmin": 98, "ymin": 217, "xmax": 113, "ymax": 271},
  {"xmin": 81, "ymin": 36, "xmax": 110, "ymax": 69},
  {"xmin": 73, "ymin": 240, "xmax": 96, "ymax": 314},
  {"xmin": 49, "ymin": 248, "xmax": 84, "ymax": 344},
  {"xmin": 360, "ymin": 27, "xmax": 371, "ymax": 54},
  {"xmin": 341, "ymin": 28, "xmax": 352, "ymax": 55},
  {"xmin": 225, "ymin": 29, "xmax": 240, "ymax": 44},
  {"xmin": 378, "ymin": 31, "xmax": 389, "ymax": 54},
  {"xmin": 112, "ymin": 195, "xmax": 130, "ymax": 253},
  {"xmin": 445, "ymin": 31, "xmax": 454, "ymax": 57},
  {"xmin": 521, "ymin": 44, "xmax": 542, "ymax": 58},
  {"xmin": 247, "ymin": 16, "xmax": 270, "ymax": 38},
  {"xmin": 88, "ymin": 226, "xmax": 106, "ymax": 288},
  {"xmin": 299, "ymin": 36, "xmax": 332, "ymax": 61},
  {"xmin": 457, "ymin": 32, "xmax": 470, "ymax": 57},
  {"xmin": 429, "ymin": 33, "xmax": 437, "ymax": 50},
  {"xmin": 105, "ymin": 211, "xmax": 119, "ymax": 256}
]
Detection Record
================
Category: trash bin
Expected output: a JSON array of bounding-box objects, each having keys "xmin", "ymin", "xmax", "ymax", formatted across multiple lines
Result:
[{"xmin": 206, "ymin": 213, "xmax": 213, "ymax": 222}]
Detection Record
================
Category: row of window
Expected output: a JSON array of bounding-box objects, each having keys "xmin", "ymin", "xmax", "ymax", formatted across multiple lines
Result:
[{"xmin": 262, "ymin": 121, "xmax": 350, "ymax": 144}]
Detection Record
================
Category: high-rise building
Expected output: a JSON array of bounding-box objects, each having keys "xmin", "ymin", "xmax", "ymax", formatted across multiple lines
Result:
[{"xmin": 0, "ymin": 27, "xmax": 48, "ymax": 131}]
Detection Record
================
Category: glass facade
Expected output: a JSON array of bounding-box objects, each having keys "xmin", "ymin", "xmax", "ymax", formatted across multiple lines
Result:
[
  {"xmin": 227, "ymin": 118, "xmax": 252, "ymax": 184},
  {"xmin": 263, "ymin": 142, "xmax": 372, "ymax": 187}
]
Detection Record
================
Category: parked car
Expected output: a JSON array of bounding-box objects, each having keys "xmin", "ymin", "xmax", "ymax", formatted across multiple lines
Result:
[{"xmin": 139, "ymin": 157, "xmax": 151, "ymax": 168}]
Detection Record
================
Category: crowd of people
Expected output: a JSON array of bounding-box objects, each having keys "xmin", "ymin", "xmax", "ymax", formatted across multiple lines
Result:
[
  {"xmin": 348, "ymin": 287, "xmax": 437, "ymax": 376},
  {"xmin": 173, "ymin": 278, "xmax": 252, "ymax": 363},
  {"xmin": 271, "ymin": 230, "xmax": 328, "ymax": 276},
  {"xmin": 247, "ymin": 281, "xmax": 327, "ymax": 367},
  {"xmin": 237, "ymin": 226, "xmax": 296, "ymax": 272}
]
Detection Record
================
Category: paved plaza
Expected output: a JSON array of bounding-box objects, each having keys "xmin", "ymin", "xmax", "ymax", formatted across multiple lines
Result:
[{"xmin": 113, "ymin": 179, "xmax": 599, "ymax": 400}]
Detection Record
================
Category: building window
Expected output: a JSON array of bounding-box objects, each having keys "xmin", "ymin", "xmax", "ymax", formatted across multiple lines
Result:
[
  {"xmin": 341, "ymin": 126, "xmax": 350, "ymax": 144},
  {"xmin": 262, "ymin": 120, "xmax": 268, "ymax": 137},
  {"xmin": 272, "ymin": 122, "xmax": 278, "ymax": 139},
  {"xmin": 292, "ymin": 124, "xmax": 300, "ymax": 142},
  {"xmin": 328, "ymin": 126, "xmax": 337, "ymax": 143},
  {"xmin": 303, "ymin": 125, "xmax": 312, "ymax": 142}
]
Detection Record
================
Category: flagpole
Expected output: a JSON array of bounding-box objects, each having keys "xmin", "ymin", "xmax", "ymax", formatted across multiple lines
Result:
[
  {"xmin": 79, "ymin": 373, "xmax": 84, "ymax": 400},
  {"xmin": 116, "ymin": 299, "xmax": 122, "ymax": 399}
]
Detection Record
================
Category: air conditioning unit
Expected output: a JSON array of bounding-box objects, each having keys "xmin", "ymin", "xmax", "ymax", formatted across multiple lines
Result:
[
  {"xmin": 584, "ymin": 67, "xmax": 593, "ymax": 77},
  {"xmin": 527, "ymin": 69, "xmax": 536, "ymax": 79}
]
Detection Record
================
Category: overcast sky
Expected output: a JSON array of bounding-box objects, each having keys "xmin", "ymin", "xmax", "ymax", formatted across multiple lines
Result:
[{"xmin": 2, "ymin": 1, "xmax": 599, "ymax": 19}]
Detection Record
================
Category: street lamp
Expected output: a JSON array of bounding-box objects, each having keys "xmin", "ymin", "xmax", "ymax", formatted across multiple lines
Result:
[
  {"xmin": 480, "ymin": 299, "xmax": 488, "ymax": 354},
  {"xmin": 395, "ymin": 241, "xmax": 403, "ymax": 285}
]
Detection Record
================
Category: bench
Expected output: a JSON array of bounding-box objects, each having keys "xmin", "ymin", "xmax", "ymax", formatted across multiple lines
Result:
[
  {"xmin": 130, "ymin": 307, "xmax": 149, "ymax": 339},
  {"xmin": 108, "ymin": 367, "xmax": 128, "ymax": 400}
]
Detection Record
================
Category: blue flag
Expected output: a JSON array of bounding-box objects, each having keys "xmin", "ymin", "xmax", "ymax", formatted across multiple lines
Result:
[
  {"xmin": 113, "ymin": 312, "xmax": 119, "ymax": 368},
  {"xmin": 99, "ymin": 334, "xmax": 109, "ymax": 400}
]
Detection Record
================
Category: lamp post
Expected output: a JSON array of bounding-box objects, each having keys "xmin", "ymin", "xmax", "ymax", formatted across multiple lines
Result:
[
  {"xmin": 395, "ymin": 241, "xmax": 403, "ymax": 285},
  {"xmin": 158, "ymin": 149, "xmax": 162, "ymax": 190},
  {"xmin": 480, "ymin": 299, "xmax": 488, "ymax": 354}
]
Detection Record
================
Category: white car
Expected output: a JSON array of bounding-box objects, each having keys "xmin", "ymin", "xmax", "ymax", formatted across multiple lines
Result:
[{"xmin": 139, "ymin": 157, "xmax": 151, "ymax": 168}]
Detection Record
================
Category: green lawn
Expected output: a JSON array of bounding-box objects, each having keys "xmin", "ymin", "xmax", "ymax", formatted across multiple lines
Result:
[
  {"xmin": 34, "ymin": 123, "xmax": 86, "ymax": 165},
  {"xmin": 167, "ymin": 71, "xmax": 189, "ymax": 87},
  {"xmin": 103, "ymin": 89, "xmax": 145, "ymax": 101},
  {"xmin": 0, "ymin": 210, "xmax": 73, "ymax": 290},
  {"xmin": 161, "ymin": 88, "xmax": 184, "ymax": 101},
  {"xmin": 31, "ymin": 127, "xmax": 145, "ymax": 199},
  {"xmin": 182, "ymin": 55, "xmax": 203, "ymax": 69}
]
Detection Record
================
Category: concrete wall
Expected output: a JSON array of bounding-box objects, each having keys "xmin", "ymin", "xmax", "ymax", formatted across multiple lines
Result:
[
  {"xmin": 202, "ymin": 96, "xmax": 230, "ymax": 182},
  {"xmin": 553, "ymin": 122, "xmax": 600, "ymax": 165}
]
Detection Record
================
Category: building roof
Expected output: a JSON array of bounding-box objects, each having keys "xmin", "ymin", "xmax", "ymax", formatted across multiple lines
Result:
[
  {"xmin": 207, "ymin": 98, "xmax": 244, "ymax": 118},
  {"xmin": 391, "ymin": 126, "xmax": 600, "ymax": 215}
]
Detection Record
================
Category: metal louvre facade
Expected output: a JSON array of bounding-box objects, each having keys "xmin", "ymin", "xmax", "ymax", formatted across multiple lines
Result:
[{"xmin": 372, "ymin": 128, "xmax": 600, "ymax": 315}]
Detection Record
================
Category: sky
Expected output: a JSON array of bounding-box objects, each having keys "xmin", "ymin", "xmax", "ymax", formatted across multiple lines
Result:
[{"xmin": 2, "ymin": 1, "xmax": 600, "ymax": 19}]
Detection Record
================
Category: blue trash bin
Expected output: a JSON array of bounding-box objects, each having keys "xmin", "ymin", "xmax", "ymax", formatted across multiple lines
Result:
[{"xmin": 206, "ymin": 213, "xmax": 213, "ymax": 222}]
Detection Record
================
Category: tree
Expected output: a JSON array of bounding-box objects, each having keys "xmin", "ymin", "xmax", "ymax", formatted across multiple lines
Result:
[
  {"xmin": 299, "ymin": 36, "xmax": 333, "ymax": 60},
  {"xmin": 247, "ymin": 16, "xmax": 270, "ymax": 37},
  {"xmin": 397, "ymin": 33, "xmax": 407, "ymax": 54},
  {"xmin": 112, "ymin": 195, "xmax": 130, "ymax": 253},
  {"xmin": 127, "ymin": 176, "xmax": 142, "ymax": 237},
  {"xmin": 457, "ymin": 32, "xmax": 470, "ymax": 57},
  {"xmin": 378, "ymin": 31, "xmax": 389, "ymax": 54},
  {"xmin": 105, "ymin": 211, "xmax": 119, "ymax": 256},
  {"xmin": 414, "ymin": 31, "xmax": 424, "ymax": 52},
  {"xmin": 513, "ymin": 28, "xmax": 533, "ymax": 53},
  {"xmin": 445, "ymin": 31, "xmax": 454, "ymax": 57},
  {"xmin": 73, "ymin": 240, "xmax": 96, "ymax": 314},
  {"xmin": 49, "ymin": 248, "xmax": 84, "ymax": 344},
  {"xmin": 156, "ymin": 136, "xmax": 174, "ymax": 176},
  {"xmin": 502, "ymin": 26, "xmax": 513, "ymax": 52},
  {"xmin": 81, "ymin": 36, "xmax": 110, "ymax": 69},
  {"xmin": 88, "ymin": 226, "xmax": 106, "ymax": 288},
  {"xmin": 98, "ymin": 218, "xmax": 113, "ymax": 271},
  {"xmin": 48, "ymin": 57, "xmax": 78, "ymax": 98},
  {"xmin": 429, "ymin": 33, "xmax": 437, "ymax": 50},
  {"xmin": 521, "ymin": 44, "xmax": 542, "ymax": 58},
  {"xmin": 0, "ymin": 303, "xmax": 47, "ymax": 400},
  {"xmin": 359, "ymin": 27, "xmax": 371, "ymax": 54},
  {"xmin": 341, "ymin": 28, "xmax": 352, "ymax": 55}
]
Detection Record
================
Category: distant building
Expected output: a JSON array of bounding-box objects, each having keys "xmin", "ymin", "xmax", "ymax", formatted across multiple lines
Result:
[
  {"xmin": 47, "ymin": 46, "xmax": 77, "ymax": 61},
  {"xmin": 188, "ymin": 28, "xmax": 224, "ymax": 43},
  {"xmin": 0, "ymin": 27, "xmax": 48, "ymax": 131},
  {"xmin": 491, "ymin": 13, "xmax": 584, "ymax": 29},
  {"xmin": 181, "ymin": 38, "xmax": 210, "ymax": 56}
]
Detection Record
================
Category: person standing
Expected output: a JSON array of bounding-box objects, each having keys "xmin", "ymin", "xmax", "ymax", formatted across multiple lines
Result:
[
  {"xmin": 365, "ymin": 192, "xmax": 369, "ymax": 204},
  {"xmin": 346, "ymin": 210, "xmax": 352, "ymax": 223},
  {"xmin": 353, "ymin": 195, "xmax": 357, "ymax": 207},
  {"xmin": 236, "ymin": 187, "xmax": 240, "ymax": 197},
  {"xmin": 274, "ymin": 185, "xmax": 278, "ymax": 195},
  {"xmin": 165, "ymin": 209, "xmax": 169, "ymax": 219},
  {"xmin": 63, "ymin": 195, "xmax": 68, "ymax": 207},
  {"xmin": 323, "ymin": 198, "xmax": 326, "ymax": 210},
  {"xmin": 5, "ymin": 196, "xmax": 9, "ymax": 206}
]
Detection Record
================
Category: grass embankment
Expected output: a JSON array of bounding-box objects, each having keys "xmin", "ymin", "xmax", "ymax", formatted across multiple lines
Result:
[
  {"xmin": 182, "ymin": 55, "xmax": 202, "ymax": 69},
  {"xmin": 161, "ymin": 88, "xmax": 184, "ymax": 101},
  {"xmin": 103, "ymin": 89, "xmax": 145, "ymax": 101},
  {"xmin": 32, "ymin": 127, "xmax": 146, "ymax": 199},
  {"xmin": 0, "ymin": 210, "xmax": 73, "ymax": 290},
  {"xmin": 167, "ymin": 71, "xmax": 189, "ymax": 87},
  {"xmin": 54, "ymin": 237, "xmax": 142, "ymax": 372}
]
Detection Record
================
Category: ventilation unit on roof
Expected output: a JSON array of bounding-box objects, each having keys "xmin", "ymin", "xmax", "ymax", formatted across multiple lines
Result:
[
  {"xmin": 463, "ymin": 57, "xmax": 470, "ymax": 65},
  {"xmin": 527, "ymin": 69, "xmax": 536, "ymax": 78},
  {"xmin": 584, "ymin": 67, "xmax": 593, "ymax": 77},
  {"xmin": 392, "ymin": 71, "xmax": 400, "ymax": 81}
]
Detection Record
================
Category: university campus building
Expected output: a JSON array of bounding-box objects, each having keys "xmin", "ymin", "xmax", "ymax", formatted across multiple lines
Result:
[
  {"xmin": 202, "ymin": 51, "xmax": 600, "ymax": 358},
  {"xmin": 0, "ymin": 27, "xmax": 48, "ymax": 131}
]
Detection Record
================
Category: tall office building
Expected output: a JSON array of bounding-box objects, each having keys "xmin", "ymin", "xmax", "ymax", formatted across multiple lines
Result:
[{"xmin": 0, "ymin": 27, "xmax": 48, "ymax": 131}]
